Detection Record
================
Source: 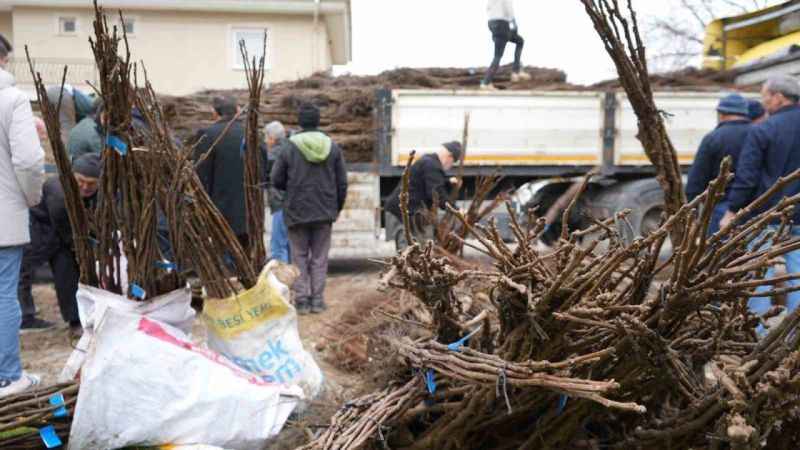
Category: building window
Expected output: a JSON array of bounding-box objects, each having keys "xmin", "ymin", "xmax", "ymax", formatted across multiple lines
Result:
[
  {"xmin": 59, "ymin": 17, "xmax": 77, "ymax": 35},
  {"xmin": 122, "ymin": 18, "xmax": 136, "ymax": 35},
  {"xmin": 232, "ymin": 28, "xmax": 268, "ymax": 70}
]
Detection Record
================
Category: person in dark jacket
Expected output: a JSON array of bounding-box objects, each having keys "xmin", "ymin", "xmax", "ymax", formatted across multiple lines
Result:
[
  {"xmin": 720, "ymin": 75, "xmax": 800, "ymax": 328},
  {"xmin": 45, "ymin": 85, "xmax": 95, "ymax": 145},
  {"xmin": 192, "ymin": 96, "xmax": 249, "ymax": 247},
  {"xmin": 18, "ymin": 154, "xmax": 100, "ymax": 335},
  {"xmin": 685, "ymin": 93, "xmax": 752, "ymax": 235},
  {"xmin": 385, "ymin": 142, "xmax": 463, "ymax": 249},
  {"xmin": 748, "ymin": 99, "xmax": 767, "ymax": 124},
  {"xmin": 67, "ymin": 102, "xmax": 104, "ymax": 162},
  {"xmin": 271, "ymin": 103, "xmax": 348, "ymax": 314},
  {"xmin": 264, "ymin": 121, "xmax": 291, "ymax": 263}
]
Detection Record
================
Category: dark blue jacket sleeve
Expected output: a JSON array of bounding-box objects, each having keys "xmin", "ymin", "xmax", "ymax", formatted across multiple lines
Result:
[
  {"xmin": 334, "ymin": 146, "xmax": 348, "ymax": 213},
  {"xmin": 728, "ymin": 126, "xmax": 767, "ymax": 212},
  {"xmin": 686, "ymin": 135, "xmax": 715, "ymax": 202},
  {"xmin": 191, "ymin": 130, "xmax": 215, "ymax": 195}
]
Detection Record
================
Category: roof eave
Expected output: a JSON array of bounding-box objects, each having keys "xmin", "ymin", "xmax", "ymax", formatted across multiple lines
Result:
[{"xmin": 10, "ymin": 0, "xmax": 348, "ymax": 15}]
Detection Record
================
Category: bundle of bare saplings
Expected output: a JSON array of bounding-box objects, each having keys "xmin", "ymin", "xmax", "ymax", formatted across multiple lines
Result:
[
  {"xmin": 302, "ymin": 157, "xmax": 800, "ymax": 449},
  {"xmin": 0, "ymin": 383, "xmax": 77, "ymax": 450},
  {"xmin": 297, "ymin": 2, "xmax": 800, "ymax": 449},
  {"xmin": 0, "ymin": 1, "xmax": 270, "ymax": 446}
]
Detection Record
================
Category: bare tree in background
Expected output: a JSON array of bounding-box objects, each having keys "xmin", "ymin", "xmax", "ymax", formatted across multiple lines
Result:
[{"xmin": 646, "ymin": 0, "xmax": 783, "ymax": 72}]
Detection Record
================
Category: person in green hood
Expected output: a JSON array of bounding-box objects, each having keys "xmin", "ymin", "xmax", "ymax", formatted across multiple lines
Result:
[{"xmin": 271, "ymin": 103, "xmax": 348, "ymax": 315}]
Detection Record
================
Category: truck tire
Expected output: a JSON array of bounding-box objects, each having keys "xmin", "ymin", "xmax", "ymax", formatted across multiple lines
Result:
[{"xmin": 585, "ymin": 178, "xmax": 665, "ymax": 238}]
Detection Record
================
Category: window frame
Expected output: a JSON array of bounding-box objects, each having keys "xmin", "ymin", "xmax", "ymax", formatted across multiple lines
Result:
[
  {"xmin": 229, "ymin": 26, "xmax": 270, "ymax": 71},
  {"xmin": 117, "ymin": 15, "xmax": 138, "ymax": 37},
  {"xmin": 57, "ymin": 16, "xmax": 79, "ymax": 36}
]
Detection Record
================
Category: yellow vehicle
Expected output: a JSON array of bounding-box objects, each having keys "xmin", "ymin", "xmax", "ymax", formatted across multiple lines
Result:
[{"xmin": 703, "ymin": 0, "xmax": 800, "ymax": 84}]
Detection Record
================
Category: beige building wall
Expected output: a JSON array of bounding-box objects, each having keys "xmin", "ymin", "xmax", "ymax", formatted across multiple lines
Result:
[
  {"xmin": 13, "ymin": 6, "xmax": 334, "ymax": 95},
  {"xmin": 0, "ymin": 12, "xmax": 12, "ymax": 41}
]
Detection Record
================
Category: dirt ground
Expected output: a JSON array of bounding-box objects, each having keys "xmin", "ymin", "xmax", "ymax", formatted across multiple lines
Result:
[{"xmin": 18, "ymin": 258, "xmax": 386, "ymax": 447}]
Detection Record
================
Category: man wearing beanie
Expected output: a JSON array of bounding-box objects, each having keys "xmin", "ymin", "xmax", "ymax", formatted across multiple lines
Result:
[
  {"xmin": 685, "ymin": 93, "xmax": 751, "ymax": 234},
  {"xmin": 384, "ymin": 141, "xmax": 463, "ymax": 249},
  {"xmin": 748, "ymin": 99, "xmax": 767, "ymax": 124},
  {"xmin": 0, "ymin": 32, "xmax": 44, "ymax": 397},
  {"xmin": 271, "ymin": 103, "xmax": 348, "ymax": 314},
  {"xmin": 18, "ymin": 154, "xmax": 101, "ymax": 337}
]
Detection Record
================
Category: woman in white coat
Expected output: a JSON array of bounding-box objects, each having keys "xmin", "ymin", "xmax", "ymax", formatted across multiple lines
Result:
[{"xmin": 0, "ymin": 33, "xmax": 45, "ymax": 398}]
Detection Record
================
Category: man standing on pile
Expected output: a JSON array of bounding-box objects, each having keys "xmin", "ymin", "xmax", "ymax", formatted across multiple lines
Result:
[
  {"xmin": 685, "ymin": 93, "xmax": 752, "ymax": 235},
  {"xmin": 271, "ymin": 104, "xmax": 348, "ymax": 315},
  {"xmin": 720, "ymin": 75, "xmax": 800, "ymax": 323},
  {"xmin": 0, "ymin": 33, "xmax": 45, "ymax": 397},
  {"xmin": 384, "ymin": 142, "xmax": 463, "ymax": 249},
  {"xmin": 264, "ymin": 121, "xmax": 291, "ymax": 264},
  {"xmin": 481, "ymin": 0, "xmax": 531, "ymax": 90},
  {"xmin": 192, "ymin": 96, "xmax": 250, "ymax": 248},
  {"xmin": 18, "ymin": 154, "xmax": 101, "ymax": 338}
]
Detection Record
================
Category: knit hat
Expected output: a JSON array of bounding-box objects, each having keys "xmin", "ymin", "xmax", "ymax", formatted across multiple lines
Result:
[
  {"xmin": 443, "ymin": 141, "xmax": 463, "ymax": 162},
  {"xmin": 212, "ymin": 96, "xmax": 238, "ymax": 118},
  {"xmin": 717, "ymin": 93, "xmax": 749, "ymax": 116},
  {"xmin": 747, "ymin": 99, "xmax": 766, "ymax": 121},
  {"xmin": 298, "ymin": 103, "xmax": 321, "ymax": 130},
  {"xmin": 73, "ymin": 153, "xmax": 102, "ymax": 178}
]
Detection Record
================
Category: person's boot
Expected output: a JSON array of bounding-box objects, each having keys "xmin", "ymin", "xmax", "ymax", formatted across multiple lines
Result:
[
  {"xmin": 19, "ymin": 316, "xmax": 55, "ymax": 332},
  {"xmin": 0, "ymin": 372, "xmax": 41, "ymax": 399},
  {"xmin": 311, "ymin": 298, "xmax": 327, "ymax": 314},
  {"xmin": 295, "ymin": 299, "xmax": 311, "ymax": 316},
  {"xmin": 480, "ymin": 82, "xmax": 497, "ymax": 91}
]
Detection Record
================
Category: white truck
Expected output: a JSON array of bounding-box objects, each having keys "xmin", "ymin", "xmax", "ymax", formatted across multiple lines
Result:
[{"xmin": 305, "ymin": 89, "xmax": 739, "ymax": 257}]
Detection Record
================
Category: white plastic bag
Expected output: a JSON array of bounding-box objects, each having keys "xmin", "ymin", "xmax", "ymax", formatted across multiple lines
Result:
[
  {"xmin": 203, "ymin": 261, "xmax": 324, "ymax": 398},
  {"xmin": 59, "ymin": 284, "xmax": 196, "ymax": 382},
  {"xmin": 68, "ymin": 303, "xmax": 302, "ymax": 450}
]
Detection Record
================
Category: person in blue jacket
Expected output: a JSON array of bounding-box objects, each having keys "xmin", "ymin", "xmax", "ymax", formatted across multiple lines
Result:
[
  {"xmin": 748, "ymin": 99, "xmax": 767, "ymax": 124},
  {"xmin": 685, "ymin": 93, "xmax": 751, "ymax": 235},
  {"xmin": 720, "ymin": 75, "xmax": 800, "ymax": 327}
]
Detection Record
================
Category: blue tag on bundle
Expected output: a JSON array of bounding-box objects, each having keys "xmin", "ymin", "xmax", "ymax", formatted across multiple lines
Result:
[
  {"xmin": 130, "ymin": 283, "xmax": 146, "ymax": 300},
  {"xmin": 49, "ymin": 393, "xmax": 67, "ymax": 418},
  {"xmin": 39, "ymin": 425, "xmax": 62, "ymax": 448},
  {"xmin": 425, "ymin": 369, "xmax": 437, "ymax": 394},
  {"xmin": 106, "ymin": 135, "xmax": 128, "ymax": 156}
]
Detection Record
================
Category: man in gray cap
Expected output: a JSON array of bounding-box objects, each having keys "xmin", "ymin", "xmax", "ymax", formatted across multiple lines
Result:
[
  {"xmin": 685, "ymin": 93, "xmax": 752, "ymax": 234},
  {"xmin": 721, "ymin": 75, "xmax": 800, "ymax": 329},
  {"xmin": 18, "ymin": 154, "xmax": 101, "ymax": 335},
  {"xmin": 384, "ymin": 141, "xmax": 463, "ymax": 249}
]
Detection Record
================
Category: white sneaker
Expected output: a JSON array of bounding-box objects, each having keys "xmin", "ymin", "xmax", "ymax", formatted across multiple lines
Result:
[
  {"xmin": 0, "ymin": 372, "xmax": 41, "ymax": 398},
  {"xmin": 513, "ymin": 71, "xmax": 532, "ymax": 81},
  {"xmin": 479, "ymin": 83, "xmax": 497, "ymax": 91}
]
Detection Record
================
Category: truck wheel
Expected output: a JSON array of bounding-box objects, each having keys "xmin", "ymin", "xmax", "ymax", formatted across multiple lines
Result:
[{"xmin": 586, "ymin": 178, "xmax": 666, "ymax": 238}]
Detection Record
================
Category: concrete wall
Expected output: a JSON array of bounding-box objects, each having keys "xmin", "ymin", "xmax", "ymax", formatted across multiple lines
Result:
[{"xmin": 12, "ymin": 6, "xmax": 334, "ymax": 95}]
